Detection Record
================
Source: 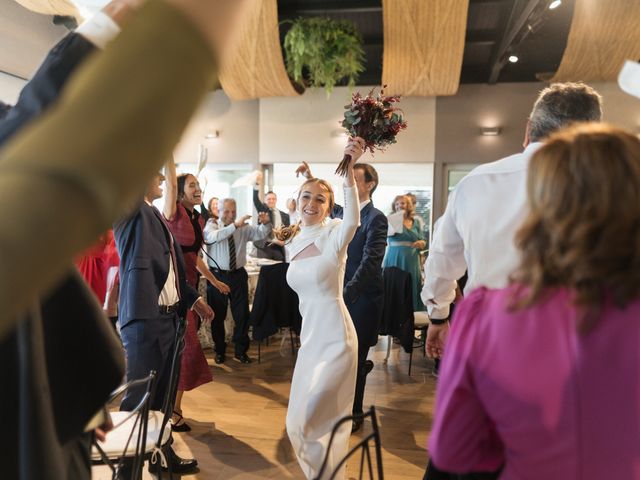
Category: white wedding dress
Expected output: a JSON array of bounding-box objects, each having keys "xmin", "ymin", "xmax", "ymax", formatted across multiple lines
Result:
[{"xmin": 286, "ymin": 184, "xmax": 360, "ymax": 480}]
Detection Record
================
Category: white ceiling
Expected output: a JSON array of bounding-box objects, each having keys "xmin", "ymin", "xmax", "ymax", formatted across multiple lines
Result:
[{"xmin": 0, "ymin": 0, "xmax": 67, "ymax": 79}]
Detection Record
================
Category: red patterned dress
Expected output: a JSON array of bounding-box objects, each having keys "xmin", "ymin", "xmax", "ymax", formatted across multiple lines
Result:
[{"xmin": 166, "ymin": 202, "xmax": 212, "ymax": 391}]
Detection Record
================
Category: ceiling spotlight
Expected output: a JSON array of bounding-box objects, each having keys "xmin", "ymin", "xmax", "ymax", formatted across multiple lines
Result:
[
  {"xmin": 508, "ymin": 55, "xmax": 519, "ymax": 63},
  {"xmin": 479, "ymin": 126, "xmax": 502, "ymax": 136},
  {"xmin": 549, "ymin": 0, "xmax": 562, "ymax": 10},
  {"xmin": 204, "ymin": 130, "xmax": 219, "ymax": 139}
]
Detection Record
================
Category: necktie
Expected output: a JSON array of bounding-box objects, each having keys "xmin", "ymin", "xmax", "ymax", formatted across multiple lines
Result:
[{"xmin": 228, "ymin": 234, "xmax": 237, "ymax": 270}]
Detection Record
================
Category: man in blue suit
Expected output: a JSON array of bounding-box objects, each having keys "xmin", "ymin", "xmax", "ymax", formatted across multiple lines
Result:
[
  {"xmin": 297, "ymin": 162, "xmax": 388, "ymax": 432},
  {"xmin": 114, "ymin": 172, "xmax": 213, "ymax": 474}
]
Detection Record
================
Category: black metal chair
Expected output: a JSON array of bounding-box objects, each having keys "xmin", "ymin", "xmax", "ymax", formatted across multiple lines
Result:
[
  {"xmin": 314, "ymin": 406, "xmax": 384, "ymax": 480},
  {"xmin": 91, "ymin": 371, "xmax": 157, "ymax": 480}
]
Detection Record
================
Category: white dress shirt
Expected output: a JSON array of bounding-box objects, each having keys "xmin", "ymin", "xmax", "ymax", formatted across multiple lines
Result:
[
  {"xmin": 203, "ymin": 219, "xmax": 271, "ymax": 270},
  {"xmin": 421, "ymin": 143, "xmax": 542, "ymax": 319},
  {"xmin": 76, "ymin": 11, "xmax": 121, "ymax": 49}
]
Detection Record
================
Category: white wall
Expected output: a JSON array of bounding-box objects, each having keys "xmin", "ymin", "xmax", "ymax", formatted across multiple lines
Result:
[
  {"xmin": 0, "ymin": 72, "xmax": 26, "ymax": 104},
  {"xmin": 431, "ymin": 81, "xmax": 640, "ymax": 219},
  {"xmin": 259, "ymin": 86, "xmax": 436, "ymax": 165},
  {"xmin": 173, "ymin": 89, "xmax": 259, "ymax": 168}
]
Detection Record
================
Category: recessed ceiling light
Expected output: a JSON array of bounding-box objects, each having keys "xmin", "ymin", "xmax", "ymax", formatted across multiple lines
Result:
[
  {"xmin": 549, "ymin": 0, "xmax": 562, "ymax": 10},
  {"xmin": 508, "ymin": 55, "xmax": 519, "ymax": 63}
]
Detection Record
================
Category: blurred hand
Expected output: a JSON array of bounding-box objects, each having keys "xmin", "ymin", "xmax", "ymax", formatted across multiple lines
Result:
[
  {"xmin": 411, "ymin": 240, "xmax": 426, "ymax": 249},
  {"xmin": 294, "ymin": 161, "xmax": 313, "ymax": 179},
  {"xmin": 94, "ymin": 411, "xmax": 114, "ymax": 443},
  {"xmin": 255, "ymin": 171, "xmax": 264, "ymax": 184},
  {"xmin": 269, "ymin": 238, "xmax": 285, "ymax": 247},
  {"xmin": 102, "ymin": 0, "xmax": 145, "ymax": 27},
  {"xmin": 257, "ymin": 212, "xmax": 270, "ymax": 224},
  {"xmin": 215, "ymin": 280, "xmax": 230, "ymax": 295},
  {"xmin": 426, "ymin": 322, "xmax": 449, "ymax": 359},
  {"xmin": 193, "ymin": 297, "xmax": 214, "ymax": 325},
  {"xmin": 234, "ymin": 214, "xmax": 251, "ymax": 228}
]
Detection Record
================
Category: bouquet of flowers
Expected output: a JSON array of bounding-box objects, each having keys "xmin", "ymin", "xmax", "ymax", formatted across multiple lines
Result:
[{"xmin": 335, "ymin": 86, "xmax": 408, "ymax": 175}]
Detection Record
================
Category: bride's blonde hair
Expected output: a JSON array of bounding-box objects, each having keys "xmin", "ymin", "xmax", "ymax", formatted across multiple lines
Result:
[{"xmin": 273, "ymin": 177, "xmax": 335, "ymax": 242}]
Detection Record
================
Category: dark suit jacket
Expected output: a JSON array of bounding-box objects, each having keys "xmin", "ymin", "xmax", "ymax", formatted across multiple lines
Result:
[
  {"xmin": 0, "ymin": 32, "xmax": 125, "ymax": 480},
  {"xmin": 333, "ymin": 201, "xmax": 388, "ymax": 347},
  {"xmin": 252, "ymin": 188, "xmax": 290, "ymax": 227},
  {"xmin": 252, "ymin": 188, "xmax": 290, "ymax": 260},
  {"xmin": 249, "ymin": 262, "xmax": 302, "ymax": 340},
  {"xmin": 114, "ymin": 202, "xmax": 200, "ymax": 326}
]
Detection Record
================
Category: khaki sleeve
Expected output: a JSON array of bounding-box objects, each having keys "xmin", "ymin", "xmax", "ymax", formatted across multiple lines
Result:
[{"xmin": 0, "ymin": 0, "xmax": 216, "ymax": 336}]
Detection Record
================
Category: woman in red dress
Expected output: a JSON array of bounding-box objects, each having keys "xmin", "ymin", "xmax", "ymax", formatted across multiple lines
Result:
[{"xmin": 164, "ymin": 158, "xmax": 229, "ymax": 431}]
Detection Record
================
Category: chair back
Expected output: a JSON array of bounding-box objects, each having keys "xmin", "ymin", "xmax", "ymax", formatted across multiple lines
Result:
[
  {"xmin": 314, "ymin": 406, "xmax": 384, "ymax": 480},
  {"xmin": 92, "ymin": 371, "xmax": 156, "ymax": 480}
]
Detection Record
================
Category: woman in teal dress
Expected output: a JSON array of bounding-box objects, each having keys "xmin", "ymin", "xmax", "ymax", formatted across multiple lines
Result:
[{"xmin": 383, "ymin": 195, "xmax": 427, "ymax": 311}]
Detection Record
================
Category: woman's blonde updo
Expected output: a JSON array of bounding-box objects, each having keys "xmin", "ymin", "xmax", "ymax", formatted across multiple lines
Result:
[{"xmin": 273, "ymin": 177, "xmax": 335, "ymax": 243}]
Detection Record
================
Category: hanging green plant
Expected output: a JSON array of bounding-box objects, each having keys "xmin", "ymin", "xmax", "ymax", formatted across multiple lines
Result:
[{"xmin": 283, "ymin": 17, "xmax": 366, "ymax": 94}]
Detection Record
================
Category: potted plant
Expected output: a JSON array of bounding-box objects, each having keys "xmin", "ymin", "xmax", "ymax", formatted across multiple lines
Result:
[{"xmin": 283, "ymin": 17, "xmax": 366, "ymax": 94}]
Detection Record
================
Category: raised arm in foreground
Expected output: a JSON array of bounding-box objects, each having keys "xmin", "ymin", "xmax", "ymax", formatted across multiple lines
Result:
[{"xmin": 0, "ymin": 0, "xmax": 250, "ymax": 338}]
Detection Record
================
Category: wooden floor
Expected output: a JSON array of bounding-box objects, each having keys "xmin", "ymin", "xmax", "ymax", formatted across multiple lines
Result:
[{"xmin": 94, "ymin": 334, "xmax": 437, "ymax": 479}]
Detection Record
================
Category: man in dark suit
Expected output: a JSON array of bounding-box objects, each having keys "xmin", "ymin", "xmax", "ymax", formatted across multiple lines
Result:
[
  {"xmin": 297, "ymin": 162, "xmax": 388, "ymax": 432},
  {"xmin": 0, "ymin": 4, "xmax": 137, "ymax": 478},
  {"xmin": 253, "ymin": 173, "xmax": 290, "ymax": 261},
  {"xmin": 114, "ymin": 172, "xmax": 213, "ymax": 474}
]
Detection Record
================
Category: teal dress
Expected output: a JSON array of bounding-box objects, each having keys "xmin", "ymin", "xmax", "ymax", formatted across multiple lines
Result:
[{"xmin": 382, "ymin": 218, "xmax": 426, "ymax": 311}]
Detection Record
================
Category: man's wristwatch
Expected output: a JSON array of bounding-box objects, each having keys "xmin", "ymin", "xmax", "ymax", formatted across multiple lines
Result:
[{"xmin": 430, "ymin": 317, "xmax": 448, "ymax": 326}]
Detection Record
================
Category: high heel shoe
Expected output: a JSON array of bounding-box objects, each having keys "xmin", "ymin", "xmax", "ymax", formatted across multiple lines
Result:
[{"xmin": 171, "ymin": 410, "xmax": 192, "ymax": 432}]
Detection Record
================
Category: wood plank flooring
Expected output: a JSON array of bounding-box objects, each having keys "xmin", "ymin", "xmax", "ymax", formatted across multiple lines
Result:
[{"xmin": 94, "ymin": 334, "xmax": 437, "ymax": 479}]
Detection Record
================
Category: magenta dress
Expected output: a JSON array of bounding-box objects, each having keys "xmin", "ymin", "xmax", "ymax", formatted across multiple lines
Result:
[
  {"xmin": 430, "ymin": 285, "xmax": 640, "ymax": 479},
  {"xmin": 166, "ymin": 202, "xmax": 212, "ymax": 391}
]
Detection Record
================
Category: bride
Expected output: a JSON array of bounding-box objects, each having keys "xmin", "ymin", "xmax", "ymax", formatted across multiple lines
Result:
[{"xmin": 276, "ymin": 137, "xmax": 365, "ymax": 479}]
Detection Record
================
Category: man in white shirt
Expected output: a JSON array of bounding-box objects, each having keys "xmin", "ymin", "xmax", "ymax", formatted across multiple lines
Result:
[
  {"xmin": 421, "ymin": 82, "xmax": 603, "ymax": 359},
  {"xmin": 204, "ymin": 198, "xmax": 272, "ymax": 363}
]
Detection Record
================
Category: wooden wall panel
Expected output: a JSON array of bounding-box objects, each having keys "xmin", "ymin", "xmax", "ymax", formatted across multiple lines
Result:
[
  {"xmin": 219, "ymin": 0, "xmax": 300, "ymax": 100},
  {"xmin": 552, "ymin": 0, "xmax": 640, "ymax": 82},
  {"xmin": 382, "ymin": 0, "xmax": 469, "ymax": 97}
]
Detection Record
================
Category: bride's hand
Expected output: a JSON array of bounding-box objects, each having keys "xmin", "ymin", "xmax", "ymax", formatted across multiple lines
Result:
[{"xmin": 340, "ymin": 137, "xmax": 365, "ymax": 185}]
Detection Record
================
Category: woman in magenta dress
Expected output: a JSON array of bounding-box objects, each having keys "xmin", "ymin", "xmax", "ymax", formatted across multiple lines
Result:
[
  {"xmin": 164, "ymin": 158, "xmax": 229, "ymax": 431},
  {"xmin": 429, "ymin": 124, "xmax": 640, "ymax": 479}
]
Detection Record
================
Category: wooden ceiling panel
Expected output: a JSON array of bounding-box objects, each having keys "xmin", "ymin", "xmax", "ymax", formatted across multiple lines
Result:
[
  {"xmin": 219, "ymin": 0, "xmax": 300, "ymax": 100},
  {"xmin": 382, "ymin": 0, "xmax": 470, "ymax": 96},
  {"xmin": 552, "ymin": 0, "xmax": 640, "ymax": 82}
]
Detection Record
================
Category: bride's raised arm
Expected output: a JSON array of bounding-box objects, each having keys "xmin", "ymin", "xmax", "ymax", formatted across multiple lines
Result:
[{"xmin": 334, "ymin": 137, "xmax": 365, "ymax": 251}]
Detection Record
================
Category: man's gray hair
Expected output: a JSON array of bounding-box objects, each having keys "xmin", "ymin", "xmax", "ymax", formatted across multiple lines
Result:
[
  {"xmin": 222, "ymin": 197, "xmax": 236, "ymax": 206},
  {"xmin": 528, "ymin": 82, "xmax": 603, "ymax": 143}
]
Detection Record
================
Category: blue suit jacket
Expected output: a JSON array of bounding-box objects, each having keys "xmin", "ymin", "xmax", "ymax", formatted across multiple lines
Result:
[
  {"xmin": 114, "ymin": 202, "xmax": 199, "ymax": 327},
  {"xmin": 333, "ymin": 201, "xmax": 388, "ymax": 347}
]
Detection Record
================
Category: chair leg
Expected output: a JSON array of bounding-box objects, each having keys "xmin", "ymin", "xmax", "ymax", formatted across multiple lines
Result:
[
  {"xmin": 384, "ymin": 335, "xmax": 392, "ymax": 364},
  {"xmin": 289, "ymin": 327, "xmax": 296, "ymax": 355},
  {"xmin": 258, "ymin": 340, "xmax": 261, "ymax": 364},
  {"xmin": 408, "ymin": 347, "xmax": 413, "ymax": 376}
]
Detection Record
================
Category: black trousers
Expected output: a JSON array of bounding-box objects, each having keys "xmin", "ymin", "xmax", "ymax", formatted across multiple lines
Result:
[
  {"xmin": 207, "ymin": 267, "xmax": 250, "ymax": 356},
  {"xmin": 353, "ymin": 339, "xmax": 371, "ymax": 415}
]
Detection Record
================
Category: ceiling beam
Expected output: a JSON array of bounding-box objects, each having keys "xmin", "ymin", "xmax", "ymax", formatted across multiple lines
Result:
[
  {"xmin": 279, "ymin": 0, "xmax": 381, "ymax": 16},
  {"xmin": 487, "ymin": 0, "xmax": 543, "ymax": 84}
]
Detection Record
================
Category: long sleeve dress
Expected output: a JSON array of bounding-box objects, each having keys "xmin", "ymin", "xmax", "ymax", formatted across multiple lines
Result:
[
  {"xmin": 382, "ymin": 217, "xmax": 426, "ymax": 311},
  {"xmin": 285, "ymin": 184, "xmax": 360, "ymax": 480}
]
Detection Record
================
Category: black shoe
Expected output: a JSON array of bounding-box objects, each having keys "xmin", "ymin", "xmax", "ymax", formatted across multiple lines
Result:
[
  {"xmin": 351, "ymin": 416, "xmax": 364, "ymax": 433},
  {"xmin": 215, "ymin": 353, "xmax": 225, "ymax": 364},
  {"xmin": 171, "ymin": 411, "xmax": 191, "ymax": 432},
  {"xmin": 364, "ymin": 360, "xmax": 374, "ymax": 375},
  {"xmin": 234, "ymin": 353, "xmax": 252, "ymax": 364},
  {"xmin": 149, "ymin": 446, "xmax": 198, "ymax": 475}
]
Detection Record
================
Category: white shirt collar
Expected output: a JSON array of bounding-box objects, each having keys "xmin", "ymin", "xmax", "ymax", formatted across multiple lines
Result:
[{"xmin": 360, "ymin": 199, "xmax": 371, "ymax": 211}]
